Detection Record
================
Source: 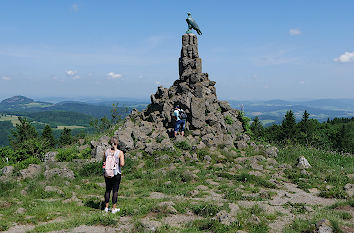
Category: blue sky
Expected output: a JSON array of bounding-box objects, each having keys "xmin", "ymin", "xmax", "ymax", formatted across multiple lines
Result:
[{"xmin": 0, "ymin": 0, "xmax": 353, "ymax": 101}]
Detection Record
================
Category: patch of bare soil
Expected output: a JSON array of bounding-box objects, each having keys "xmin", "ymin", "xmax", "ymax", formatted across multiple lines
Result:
[
  {"xmin": 4, "ymin": 225, "xmax": 35, "ymax": 233},
  {"xmin": 162, "ymin": 211, "xmax": 202, "ymax": 227}
]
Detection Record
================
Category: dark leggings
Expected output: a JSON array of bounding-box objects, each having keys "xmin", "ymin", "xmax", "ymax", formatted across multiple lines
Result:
[{"xmin": 104, "ymin": 174, "xmax": 121, "ymax": 204}]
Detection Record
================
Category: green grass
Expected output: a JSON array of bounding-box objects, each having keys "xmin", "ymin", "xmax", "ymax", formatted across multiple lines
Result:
[
  {"xmin": 0, "ymin": 114, "xmax": 20, "ymax": 126},
  {"xmin": 277, "ymin": 145, "xmax": 354, "ymax": 198},
  {"xmin": 0, "ymin": 144, "xmax": 353, "ymax": 232}
]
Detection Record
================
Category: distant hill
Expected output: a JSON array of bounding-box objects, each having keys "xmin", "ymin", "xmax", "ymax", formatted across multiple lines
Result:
[
  {"xmin": 1, "ymin": 96, "xmax": 34, "ymax": 105},
  {"xmin": 228, "ymin": 98, "xmax": 354, "ymax": 126}
]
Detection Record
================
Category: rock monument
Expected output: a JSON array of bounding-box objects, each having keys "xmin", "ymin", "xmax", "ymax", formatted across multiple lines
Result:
[{"xmin": 91, "ymin": 33, "xmax": 246, "ymax": 158}]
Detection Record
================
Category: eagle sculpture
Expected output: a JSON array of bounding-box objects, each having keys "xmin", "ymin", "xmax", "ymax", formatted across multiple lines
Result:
[{"xmin": 186, "ymin": 12, "xmax": 202, "ymax": 35}]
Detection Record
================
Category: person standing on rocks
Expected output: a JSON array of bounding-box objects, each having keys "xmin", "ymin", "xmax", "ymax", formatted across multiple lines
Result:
[
  {"xmin": 102, "ymin": 136, "xmax": 125, "ymax": 213},
  {"xmin": 174, "ymin": 105, "xmax": 186, "ymax": 137}
]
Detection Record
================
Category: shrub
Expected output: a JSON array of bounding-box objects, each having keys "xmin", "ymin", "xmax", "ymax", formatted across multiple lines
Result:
[
  {"xmin": 14, "ymin": 157, "xmax": 41, "ymax": 170},
  {"xmin": 56, "ymin": 147, "xmax": 78, "ymax": 162},
  {"xmin": 78, "ymin": 147, "xmax": 92, "ymax": 159},
  {"xmin": 191, "ymin": 202, "xmax": 221, "ymax": 217},
  {"xmin": 175, "ymin": 141, "xmax": 192, "ymax": 150},
  {"xmin": 224, "ymin": 115, "xmax": 233, "ymax": 125},
  {"xmin": 78, "ymin": 161, "xmax": 102, "ymax": 177}
]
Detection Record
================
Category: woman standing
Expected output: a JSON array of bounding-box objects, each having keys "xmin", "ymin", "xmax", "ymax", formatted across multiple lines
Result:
[{"xmin": 103, "ymin": 136, "xmax": 125, "ymax": 213}]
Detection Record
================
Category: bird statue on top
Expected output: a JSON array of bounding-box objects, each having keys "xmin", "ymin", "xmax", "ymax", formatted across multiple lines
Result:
[{"xmin": 186, "ymin": 12, "xmax": 202, "ymax": 35}]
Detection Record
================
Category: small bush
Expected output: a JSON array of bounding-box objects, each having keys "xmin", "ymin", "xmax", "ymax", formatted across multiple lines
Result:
[
  {"xmin": 224, "ymin": 115, "xmax": 233, "ymax": 125},
  {"xmin": 191, "ymin": 202, "xmax": 221, "ymax": 217},
  {"xmin": 78, "ymin": 161, "xmax": 102, "ymax": 177},
  {"xmin": 78, "ymin": 147, "xmax": 92, "ymax": 159},
  {"xmin": 14, "ymin": 157, "xmax": 41, "ymax": 170},
  {"xmin": 56, "ymin": 147, "xmax": 79, "ymax": 162},
  {"xmin": 175, "ymin": 141, "xmax": 192, "ymax": 151}
]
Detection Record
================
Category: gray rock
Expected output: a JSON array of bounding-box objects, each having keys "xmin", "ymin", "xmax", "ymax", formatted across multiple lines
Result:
[
  {"xmin": 235, "ymin": 141, "xmax": 248, "ymax": 149},
  {"xmin": 45, "ymin": 186, "xmax": 64, "ymax": 195},
  {"xmin": 297, "ymin": 156, "xmax": 311, "ymax": 169},
  {"xmin": 78, "ymin": 144, "xmax": 89, "ymax": 152},
  {"xmin": 204, "ymin": 155, "xmax": 212, "ymax": 162},
  {"xmin": 157, "ymin": 201, "xmax": 177, "ymax": 214},
  {"xmin": 344, "ymin": 183, "xmax": 354, "ymax": 197},
  {"xmin": 265, "ymin": 146, "xmax": 278, "ymax": 157},
  {"xmin": 16, "ymin": 207, "xmax": 26, "ymax": 215},
  {"xmin": 214, "ymin": 210, "xmax": 235, "ymax": 226},
  {"xmin": 140, "ymin": 218, "xmax": 162, "ymax": 232},
  {"xmin": 1, "ymin": 166, "xmax": 14, "ymax": 177},
  {"xmin": 20, "ymin": 164, "xmax": 41, "ymax": 179},
  {"xmin": 315, "ymin": 219, "xmax": 333, "ymax": 233},
  {"xmin": 44, "ymin": 167, "xmax": 75, "ymax": 179},
  {"xmin": 44, "ymin": 151, "xmax": 58, "ymax": 162}
]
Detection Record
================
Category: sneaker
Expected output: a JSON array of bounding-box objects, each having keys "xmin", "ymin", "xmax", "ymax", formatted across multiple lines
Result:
[
  {"xmin": 112, "ymin": 208, "xmax": 120, "ymax": 214},
  {"xmin": 104, "ymin": 207, "xmax": 109, "ymax": 213}
]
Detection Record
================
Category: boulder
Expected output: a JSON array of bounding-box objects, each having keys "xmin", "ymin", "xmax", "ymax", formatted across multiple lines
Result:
[
  {"xmin": 297, "ymin": 156, "xmax": 311, "ymax": 169},
  {"xmin": 44, "ymin": 151, "xmax": 58, "ymax": 162},
  {"xmin": 235, "ymin": 141, "xmax": 248, "ymax": 149},
  {"xmin": 139, "ymin": 218, "xmax": 162, "ymax": 232},
  {"xmin": 1, "ymin": 166, "xmax": 14, "ymax": 177},
  {"xmin": 20, "ymin": 164, "xmax": 41, "ymax": 179},
  {"xmin": 214, "ymin": 210, "xmax": 236, "ymax": 226},
  {"xmin": 45, "ymin": 186, "xmax": 64, "ymax": 195},
  {"xmin": 265, "ymin": 146, "xmax": 278, "ymax": 157},
  {"xmin": 315, "ymin": 219, "xmax": 333, "ymax": 233},
  {"xmin": 344, "ymin": 183, "xmax": 354, "ymax": 197},
  {"xmin": 44, "ymin": 167, "xmax": 75, "ymax": 179}
]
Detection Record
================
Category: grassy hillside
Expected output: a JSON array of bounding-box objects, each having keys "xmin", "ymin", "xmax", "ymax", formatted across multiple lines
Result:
[{"xmin": 0, "ymin": 144, "xmax": 353, "ymax": 232}]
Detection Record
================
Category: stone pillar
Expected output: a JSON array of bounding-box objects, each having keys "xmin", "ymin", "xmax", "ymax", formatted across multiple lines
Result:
[{"xmin": 179, "ymin": 34, "xmax": 202, "ymax": 80}]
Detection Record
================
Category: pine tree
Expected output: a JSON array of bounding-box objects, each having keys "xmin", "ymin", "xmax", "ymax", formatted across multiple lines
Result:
[
  {"xmin": 9, "ymin": 117, "xmax": 38, "ymax": 150},
  {"xmin": 281, "ymin": 110, "xmax": 297, "ymax": 142},
  {"xmin": 42, "ymin": 125, "xmax": 55, "ymax": 148},
  {"xmin": 59, "ymin": 128, "xmax": 73, "ymax": 146},
  {"xmin": 250, "ymin": 116, "xmax": 264, "ymax": 140}
]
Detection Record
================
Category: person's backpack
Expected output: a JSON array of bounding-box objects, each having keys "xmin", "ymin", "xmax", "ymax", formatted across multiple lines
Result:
[
  {"xmin": 179, "ymin": 110, "xmax": 187, "ymax": 120},
  {"xmin": 104, "ymin": 150, "xmax": 117, "ymax": 178}
]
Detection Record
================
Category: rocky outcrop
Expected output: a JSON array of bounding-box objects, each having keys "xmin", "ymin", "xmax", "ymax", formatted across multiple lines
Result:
[
  {"xmin": 297, "ymin": 156, "xmax": 311, "ymax": 169},
  {"xmin": 91, "ymin": 34, "xmax": 245, "ymax": 156}
]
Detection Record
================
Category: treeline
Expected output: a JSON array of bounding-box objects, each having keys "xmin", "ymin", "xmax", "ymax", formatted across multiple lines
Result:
[
  {"xmin": 0, "ymin": 117, "xmax": 80, "ymax": 170},
  {"xmin": 0, "ymin": 104, "xmax": 127, "ymax": 169},
  {"xmin": 250, "ymin": 110, "xmax": 354, "ymax": 154}
]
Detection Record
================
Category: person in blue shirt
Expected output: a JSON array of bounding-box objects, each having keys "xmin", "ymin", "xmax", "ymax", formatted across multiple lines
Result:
[{"xmin": 173, "ymin": 105, "xmax": 185, "ymax": 137}]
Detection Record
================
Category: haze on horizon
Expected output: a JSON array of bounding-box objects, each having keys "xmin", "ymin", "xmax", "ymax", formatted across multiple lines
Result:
[{"xmin": 1, "ymin": 1, "xmax": 353, "ymax": 101}]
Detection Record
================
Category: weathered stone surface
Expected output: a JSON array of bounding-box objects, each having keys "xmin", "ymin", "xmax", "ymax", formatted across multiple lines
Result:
[
  {"xmin": 140, "ymin": 218, "xmax": 162, "ymax": 232},
  {"xmin": 297, "ymin": 156, "xmax": 311, "ymax": 169},
  {"xmin": 45, "ymin": 186, "xmax": 64, "ymax": 195},
  {"xmin": 315, "ymin": 219, "xmax": 333, "ymax": 233},
  {"xmin": 44, "ymin": 167, "xmax": 75, "ymax": 179},
  {"xmin": 235, "ymin": 141, "xmax": 248, "ymax": 149},
  {"xmin": 344, "ymin": 183, "xmax": 354, "ymax": 197},
  {"xmin": 44, "ymin": 151, "xmax": 58, "ymax": 162},
  {"xmin": 1, "ymin": 166, "xmax": 14, "ymax": 177},
  {"xmin": 89, "ymin": 34, "xmax": 254, "ymax": 157},
  {"xmin": 214, "ymin": 210, "xmax": 235, "ymax": 226},
  {"xmin": 20, "ymin": 164, "xmax": 41, "ymax": 179},
  {"xmin": 265, "ymin": 146, "xmax": 278, "ymax": 157}
]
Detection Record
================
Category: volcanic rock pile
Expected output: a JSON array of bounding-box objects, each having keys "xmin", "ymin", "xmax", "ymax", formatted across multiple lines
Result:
[{"xmin": 92, "ymin": 34, "xmax": 247, "ymax": 157}]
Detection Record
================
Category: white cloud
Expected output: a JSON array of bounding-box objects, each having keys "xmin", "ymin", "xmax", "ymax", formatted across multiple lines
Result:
[
  {"xmin": 65, "ymin": 70, "xmax": 77, "ymax": 76},
  {"xmin": 2, "ymin": 76, "xmax": 11, "ymax": 81},
  {"xmin": 299, "ymin": 80, "xmax": 305, "ymax": 85},
  {"xmin": 107, "ymin": 72, "xmax": 122, "ymax": 79},
  {"xmin": 65, "ymin": 70, "xmax": 80, "ymax": 79},
  {"xmin": 289, "ymin": 28, "xmax": 302, "ymax": 36},
  {"xmin": 155, "ymin": 81, "xmax": 161, "ymax": 85},
  {"xmin": 334, "ymin": 51, "xmax": 354, "ymax": 63},
  {"xmin": 72, "ymin": 3, "xmax": 79, "ymax": 11}
]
